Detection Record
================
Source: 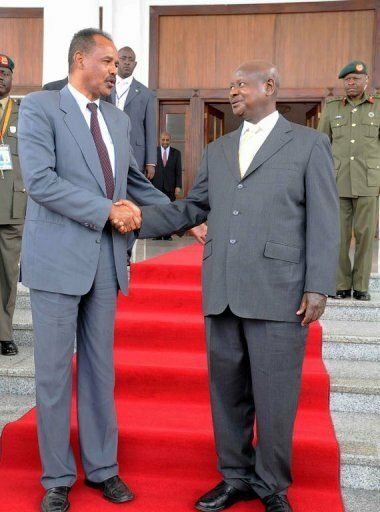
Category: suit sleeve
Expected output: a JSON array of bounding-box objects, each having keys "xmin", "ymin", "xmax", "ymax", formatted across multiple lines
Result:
[
  {"xmin": 18, "ymin": 94, "xmax": 112, "ymax": 231},
  {"xmin": 139, "ymin": 147, "xmax": 210, "ymax": 238},
  {"xmin": 143, "ymin": 91, "xmax": 157, "ymax": 166},
  {"xmin": 304, "ymin": 133, "xmax": 340, "ymax": 296}
]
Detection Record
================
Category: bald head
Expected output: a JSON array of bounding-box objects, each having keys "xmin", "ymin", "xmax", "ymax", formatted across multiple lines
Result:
[
  {"xmin": 229, "ymin": 60, "xmax": 280, "ymax": 123},
  {"xmin": 160, "ymin": 132, "xmax": 171, "ymax": 149}
]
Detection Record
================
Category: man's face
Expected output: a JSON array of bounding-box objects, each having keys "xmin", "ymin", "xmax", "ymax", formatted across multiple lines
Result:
[
  {"xmin": 343, "ymin": 73, "xmax": 368, "ymax": 100},
  {"xmin": 80, "ymin": 35, "xmax": 118, "ymax": 100},
  {"xmin": 160, "ymin": 134, "xmax": 171, "ymax": 149},
  {"xmin": 118, "ymin": 48, "xmax": 137, "ymax": 79},
  {"xmin": 0, "ymin": 68, "xmax": 12, "ymax": 99},
  {"xmin": 229, "ymin": 70, "xmax": 268, "ymax": 121}
]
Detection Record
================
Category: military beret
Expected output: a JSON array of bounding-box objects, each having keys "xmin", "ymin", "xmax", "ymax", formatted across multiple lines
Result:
[
  {"xmin": 0, "ymin": 54, "xmax": 14, "ymax": 72},
  {"xmin": 338, "ymin": 60, "xmax": 367, "ymax": 79}
]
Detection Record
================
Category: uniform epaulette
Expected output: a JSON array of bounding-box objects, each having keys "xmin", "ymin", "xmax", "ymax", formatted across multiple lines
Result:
[{"xmin": 326, "ymin": 96, "xmax": 343, "ymax": 103}]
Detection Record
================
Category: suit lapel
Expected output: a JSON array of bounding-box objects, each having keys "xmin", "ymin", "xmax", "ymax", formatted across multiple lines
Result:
[
  {"xmin": 60, "ymin": 87, "xmax": 107, "ymax": 196},
  {"xmin": 124, "ymin": 78, "xmax": 141, "ymax": 108},
  {"xmin": 221, "ymin": 128, "xmax": 242, "ymax": 181},
  {"xmin": 243, "ymin": 116, "xmax": 293, "ymax": 179}
]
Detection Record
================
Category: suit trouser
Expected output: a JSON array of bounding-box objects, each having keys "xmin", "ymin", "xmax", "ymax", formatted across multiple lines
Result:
[
  {"xmin": 205, "ymin": 308, "xmax": 307, "ymax": 498},
  {"xmin": 30, "ymin": 231, "xmax": 119, "ymax": 489},
  {"xmin": 0, "ymin": 223, "xmax": 23, "ymax": 341},
  {"xmin": 337, "ymin": 196, "xmax": 378, "ymax": 291}
]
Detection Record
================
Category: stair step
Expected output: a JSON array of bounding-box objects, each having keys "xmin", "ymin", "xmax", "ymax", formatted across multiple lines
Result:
[
  {"xmin": 323, "ymin": 293, "xmax": 380, "ymax": 321},
  {"xmin": 324, "ymin": 359, "xmax": 380, "ymax": 413},
  {"xmin": 369, "ymin": 273, "xmax": 380, "ymax": 292},
  {"xmin": 342, "ymin": 488, "xmax": 380, "ymax": 512},
  {"xmin": 0, "ymin": 394, "xmax": 35, "ymax": 436},
  {"xmin": 321, "ymin": 319, "xmax": 380, "ymax": 361},
  {"xmin": 0, "ymin": 346, "xmax": 35, "ymax": 395},
  {"xmin": 12, "ymin": 308, "xmax": 33, "ymax": 346}
]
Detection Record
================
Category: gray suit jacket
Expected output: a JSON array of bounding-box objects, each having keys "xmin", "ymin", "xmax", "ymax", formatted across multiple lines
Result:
[
  {"xmin": 106, "ymin": 78, "xmax": 156, "ymax": 171},
  {"xmin": 140, "ymin": 116, "xmax": 340, "ymax": 321},
  {"xmin": 18, "ymin": 86, "xmax": 168, "ymax": 296}
]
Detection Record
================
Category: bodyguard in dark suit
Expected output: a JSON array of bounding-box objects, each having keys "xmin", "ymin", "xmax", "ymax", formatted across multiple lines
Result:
[
  {"xmin": 105, "ymin": 46, "xmax": 156, "ymax": 179},
  {"xmin": 18, "ymin": 29, "xmax": 169, "ymax": 512},
  {"xmin": 137, "ymin": 61, "xmax": 339, "ymax": 512},
  {"xmin": 0, "ymin": 54, "xmax": 26, "ymax": 356},
  {"xmin": 152, "ymin": 132, "xmax": 182, "ymax": 201},
  {"xmin": 42, "ymin": 77, "xmax": 68, "ymax": 91}
]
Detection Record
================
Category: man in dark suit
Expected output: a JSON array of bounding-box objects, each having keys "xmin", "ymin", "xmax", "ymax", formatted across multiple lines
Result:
[
  {"xmin": 152, "ymin": 132, "xmax": 182, "ymax": 201},
  {"xmin": 18, "ymin": 28, "xmax": 169, "ymax": 512},
  {"xmin": 105, "ymin": 46, "xmax": 156, "ymax": 179},
  {"xmin": 134, "ymin": 61, "xmax": 340, "ymax": 512},
  {"xmin": 43, "ymin": 77, "xmax": 68, "ymax": 90},
  {"xmin": 0, "ymin": 54, "xmax": 26, "ymax": 356}
]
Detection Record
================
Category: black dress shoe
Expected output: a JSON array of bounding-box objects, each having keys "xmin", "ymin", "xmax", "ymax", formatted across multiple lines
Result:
[
  {"xmin": 261, "ymin": 494, "xmax": 293, "ymax": 512},
  {"xmin": 195, "ymin": 480, "xmax": 258, "ymax": 511},
  {"xmin": 0, "ymin": 340, "xmax": 18, "ymax": 356},
  {"xmin": 334, "ymin": 289, "xmax": 351, "ymax": 299},
  {"xmin": 41, "ymin": 486, "xmax": 70, "ymax": 512},
  {"xmin": 353, "ymin": 290, "xmax": 371, "ymax": 301},
  {"xmin": 85, "ymin": 475, "xmax": 134, "ymax": 503}
]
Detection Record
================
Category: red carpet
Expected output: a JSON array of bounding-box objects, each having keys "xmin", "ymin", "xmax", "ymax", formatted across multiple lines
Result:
[{"xmin": 0, "ymin": 244, "xmax": 344, "ymax": 511}]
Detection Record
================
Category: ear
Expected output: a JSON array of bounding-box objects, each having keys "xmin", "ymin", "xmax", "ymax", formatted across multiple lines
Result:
[
  {"xmin": 265, "ymin": 78, "xmax": 276, "ymax": 96},
  {"xmin": 73, "ymin": 51, "xmax": 85, "ymax": 70}
]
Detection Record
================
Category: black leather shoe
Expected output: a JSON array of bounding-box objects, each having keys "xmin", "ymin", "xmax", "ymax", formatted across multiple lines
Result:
[
  {"xmin": 353, "ymin": 290, "xmax": 371, "ymax": 301},
  {"xmin": 334, "ymin": 289, "xmax": 351, "ymax": 299},
  {"xmin": 41, "ymin": 486, "xmax": 70, "ymax": 512},
  {"xmin": 195, "ymin": 481, "xmax": 258, "ymax": 511},
  {"xmin": 85, "ymin": 475, "xmax": 134, "ymax": 503},
  {"xmin": 0, "ymin": 340, "xmax": 18, "ymax": 356},
  {"xmin": 261, "ymin": 494, "xmax": 293, "ymax": 512}
]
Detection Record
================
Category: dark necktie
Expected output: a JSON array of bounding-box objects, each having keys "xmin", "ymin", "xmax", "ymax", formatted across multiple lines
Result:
[{"xmin": 87, "ymin": 102, "xmax": 114, "ymax": 199}]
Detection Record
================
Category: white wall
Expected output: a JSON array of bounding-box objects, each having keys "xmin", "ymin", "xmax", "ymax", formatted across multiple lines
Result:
[{"xmin": 0, "ymin": 0, "xmax": 340, "ymax": 85}]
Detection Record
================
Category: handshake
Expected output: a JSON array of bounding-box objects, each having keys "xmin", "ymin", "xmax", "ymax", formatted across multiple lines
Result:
[{"xmin": 108, "ymin": 199, "xmax": 142, "ymax": 234}]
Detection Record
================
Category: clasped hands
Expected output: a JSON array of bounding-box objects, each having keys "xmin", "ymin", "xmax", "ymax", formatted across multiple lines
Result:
[{"xmin": 109, "ymin": 200, "xmax": 141, "ymax": 234}]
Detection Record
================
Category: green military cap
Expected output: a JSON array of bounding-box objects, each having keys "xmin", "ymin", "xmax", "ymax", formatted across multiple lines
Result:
[
  {"xmin": 338, "ymin": 60, "xmax": 367, "ymax": 79},
  {"xmin": 0, "ymin": 54, "xmax": 14, "ymax": 72}
]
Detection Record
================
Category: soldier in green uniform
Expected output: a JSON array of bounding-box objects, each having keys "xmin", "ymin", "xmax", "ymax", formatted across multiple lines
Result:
[
  {"xmin": 318, "ymin": 60, "xmax": 379, "ymax": 301},
  {"xmin": 0, "ymin": 54, "xmax": 27, "ymax": 355}
]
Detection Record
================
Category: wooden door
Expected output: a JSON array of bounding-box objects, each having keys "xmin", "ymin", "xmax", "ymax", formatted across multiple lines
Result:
[
  {"xmin": 306, "ymin": 104, "xmax": 321, "ymax": 128},
  {"xmin": 204, "ymin": 104, "xmax": 225, "ymax": 144}
]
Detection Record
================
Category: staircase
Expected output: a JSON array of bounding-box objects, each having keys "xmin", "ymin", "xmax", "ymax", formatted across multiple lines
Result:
[{"xmin": 1, "ymin": 276, "xmax": 379, "ymax": 511}]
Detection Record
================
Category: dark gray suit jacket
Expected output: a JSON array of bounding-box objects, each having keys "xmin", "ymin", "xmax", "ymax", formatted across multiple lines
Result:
[
  {"xmin": 152, "ymin": 145, "xmax": 182, "ymax": 193},
  {"xmin": 42, "ymin": 77, "xmax": 68, "ymax": 90},
  {"xmin": 106, "ymin": 78, "xmax": 156, "ymax": 171},
  {"xmin": 140, "ymin": 116, "xmax": 340, "ymax": 321}
]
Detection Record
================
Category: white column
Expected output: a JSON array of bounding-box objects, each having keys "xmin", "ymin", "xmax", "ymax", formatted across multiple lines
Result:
[
  {"xmin": 42, "ymin": 0, "xmax": 99, "ymax": 84},
  {"xmin": 111, "ymin": 0, "xmax": 148, "ymax": 85}
]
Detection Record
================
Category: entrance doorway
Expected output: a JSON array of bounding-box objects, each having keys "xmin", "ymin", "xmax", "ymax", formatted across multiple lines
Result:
[{"xmin": 205, "ymin": 101, "xmax": 322, "ymax": 143}]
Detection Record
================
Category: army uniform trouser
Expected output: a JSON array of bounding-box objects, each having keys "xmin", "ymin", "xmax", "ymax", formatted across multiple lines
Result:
[
  {"xmin": 338, "ymin": 196, "xmax": 378, "ymax": 292},
  {"xmin": 0, "ymin": 224, "xmax": 23, "ymax": 340}
]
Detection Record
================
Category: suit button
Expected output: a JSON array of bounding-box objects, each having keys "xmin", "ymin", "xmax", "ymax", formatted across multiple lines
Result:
[
  {"xmin": 350, "ymin": 156, "xmax": 354, "ymax": 161},
  {"xmin": 96, "ymin": 239, "xmax": 101, "ymax": 244},
  {"xmin": 237, "ymin": 184, "xmax": 244, "ymax": 189},
  {"xmin": 352, "ymin": 123, "xmax": 356, "ymax": 127},
  {"xmin": 84, "ymin": 222, "xmax": 89, "ymax": 227},
  {"xmin": 232, "ymin": 210, "xmax": 239, "ymax": 216},
  {"xmin": 229, "ymin": 239, "xmax": 237, "ymax": 244}
]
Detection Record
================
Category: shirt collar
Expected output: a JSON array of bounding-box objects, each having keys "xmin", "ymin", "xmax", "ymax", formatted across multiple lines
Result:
[
  {"xmin": 116, "ymin": 75, "xmax": 133, "ymax": 87},
  {"xmin": 67, "ymin": 83, "xmax": 100, "ymax": 110},
  {"xmin": 243, "ymin": 110, "xmax": 279, "ymax": 135}
]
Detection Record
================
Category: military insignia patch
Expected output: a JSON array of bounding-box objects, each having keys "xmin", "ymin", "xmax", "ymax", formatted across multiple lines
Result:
[
  {"xmin": 335, "ymin": 115, "xmax": 343, "ymax": 119},
  {"xmin": 368, "ymin": 112, "xmax": 375, "ymax": 117},
  {"xmin": 9, "ymin": 126, "xmax": 16, "ymax": 133},
  {"xmin": 356, "ymin": 63, "xmax": 364, "ymax": 72}
]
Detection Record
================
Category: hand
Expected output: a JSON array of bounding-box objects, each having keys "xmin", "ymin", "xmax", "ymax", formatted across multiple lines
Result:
[
  {"xmin": 188, "ymin": 223, "xmax": 207, "ymax": 245},
  {"xmin": 175, "ymin": 187, "xmax": 182, "ymax": 199},
  {"xmin": 296, "ymin": 292, "xmax": 327, "ymax": 326},
  {"xmin": 109, "ymin": 200, "xmax": 141, "ymax": 234},
  {"xmin": 145, "ymin": 165, "xmax": 155, "ymax": 180}
]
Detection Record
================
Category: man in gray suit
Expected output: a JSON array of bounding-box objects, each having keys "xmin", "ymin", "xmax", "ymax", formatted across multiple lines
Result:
[
  {"xmin": 133, "ymin": 61, "xmax": 339, "ymax": 512},
  {"xmin": 106, "ymin": 46, "xmax": 156, "ymax": 179},
  {"xmin": 18, "ymin": 28, "xmax": 169, "ymax": 512}
]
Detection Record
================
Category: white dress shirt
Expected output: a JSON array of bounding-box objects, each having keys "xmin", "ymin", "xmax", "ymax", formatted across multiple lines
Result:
[
  {"xmin": 68, "ymin": 83, "xmax": 115, "ymax": 177},
  {"xmin": 115, "ymin": 75, "xmax": 133, "ymax": 111}
]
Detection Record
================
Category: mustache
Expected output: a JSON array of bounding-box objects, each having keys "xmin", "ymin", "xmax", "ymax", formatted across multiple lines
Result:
[{"xmin": 106, "ymin": 76, "xmax": 116, "ymax": 84}]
